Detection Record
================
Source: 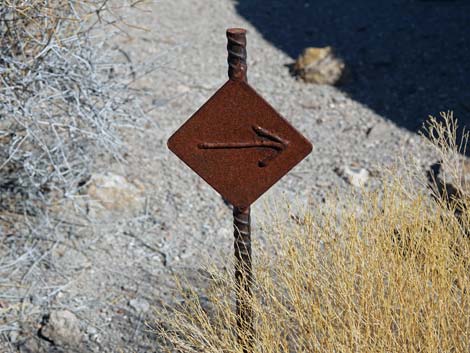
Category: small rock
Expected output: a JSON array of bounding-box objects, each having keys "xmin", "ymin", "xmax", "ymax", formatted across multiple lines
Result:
[
  {"xmin": 86, "ymin": 326, "xmax": 98, "ymax": 335},
  {"xmin": 9, "ymin": 330, "xmax": 19, "ymax": 344},
  {"xmin": 293, "ymin": 47, "xmax": 346, "ymax": 85},
  {"xmin": 40, "ymin": 310, "xmax": 82, "ymax": 347},
  {"xmin": 129, "ymin": 298, "xmax": 150, "ymax": 313},
  {"xmin": 19, "ymin": 338, "xmax": 40, "ymax": 353},
  {"xmin": 335, "ymin": 166, "xmax": 370, "ymax": 187},
  {"xmin": 176, "ymin": 84, "xmax": 190, "ymax": 93},
  {"xmin": 366, "ymin": 122, "xmax": 391, "ymax": 141},
  {"xmin": 198, "ymin": 295, "xmax": 216, "ymax": 317},
  {"xmin": 429, "ymin": 159, "xmax": 470, "ymax": 199},
  {"xmin": 87, "ymin": 172, "xmax": 144, "ymax": 212}
]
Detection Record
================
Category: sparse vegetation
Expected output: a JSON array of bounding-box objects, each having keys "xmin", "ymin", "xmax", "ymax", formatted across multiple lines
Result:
[
  {"xmin": 0, "ymin": 0, "xmax": 143, "ymax": 341},
  {"xmin": 0, "ymin": 0, "xmax": 140, "ymax": 213},
  {"xmin": 156, "ymin": 113, "xmax": 470, "ymax": 353}
]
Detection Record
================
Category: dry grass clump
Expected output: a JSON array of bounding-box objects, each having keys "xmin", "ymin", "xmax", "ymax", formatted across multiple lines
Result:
[{"xmin": 157, "ymin": 114, "xmax": 470, "ymax": 352}]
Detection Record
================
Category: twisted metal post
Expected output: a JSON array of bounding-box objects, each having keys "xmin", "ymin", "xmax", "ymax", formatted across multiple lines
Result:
[
  {"xmin": 233, "ymin": 206, "xmax": 253, "ymax": 352},
  {"xmin": 227, "ymin": 28, "xmax": 247, "ymax": 82},
  {"xmin": 227, "ymin": 27, "xmax": 253, "ymax": 352}
]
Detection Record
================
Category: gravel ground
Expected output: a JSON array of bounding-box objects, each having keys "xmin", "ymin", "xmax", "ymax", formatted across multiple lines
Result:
[{"xmin": 1, "ymin": 0, "xmax": 469, "ymax": 352}]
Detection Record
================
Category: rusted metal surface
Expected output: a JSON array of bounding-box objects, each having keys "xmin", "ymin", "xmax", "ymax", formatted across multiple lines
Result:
[
  {"xmin": 229, "ymin": 30, "xmax": 253, "ymax": 352},
  {"xmin": 233, "ymin": 206, "xmax": 253, "ymax": 352},
  {"xmin": 198, "ymin": 125, "xmax": 288, "ymax": 168},
  {"xmin": 167, "ymin": 29, "xmax": 312, "ymax": 208},
  {"xmin": 227, "ymin": 28, "xmax": 248, "ymax": 82}
]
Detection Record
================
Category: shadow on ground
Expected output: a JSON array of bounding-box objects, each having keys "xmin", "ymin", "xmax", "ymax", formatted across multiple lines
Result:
[{"xmin": 236, "ymin": 0, "xmax": 470, "ymax": 132}]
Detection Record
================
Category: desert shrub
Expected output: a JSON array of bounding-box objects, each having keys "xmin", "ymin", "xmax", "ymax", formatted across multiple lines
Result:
[
  {"xmin": 0, "ymin": 0, "xmax": 139, "ymax": 213},
  {"xmin": 0, "ymin": 0, "xmax": 145, "ymax": 340},
  {"xmin": 157, "ymin": 114, "xmax": 470, "ymax": 352}
]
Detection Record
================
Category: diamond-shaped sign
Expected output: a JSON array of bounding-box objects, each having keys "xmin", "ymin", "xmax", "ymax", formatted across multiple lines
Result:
[{"xmin": 168, "ymin": 79, "xmax": 312, "ymax": 208}]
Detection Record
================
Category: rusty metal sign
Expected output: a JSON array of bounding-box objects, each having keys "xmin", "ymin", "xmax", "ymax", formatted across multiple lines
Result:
[
  {"xmin": 167, "ymin": 59, "xmax": 312, "ymax": 209},
  {"xmin": 168, "ymin": 28, "xmax": 312, "ymax": 352}
]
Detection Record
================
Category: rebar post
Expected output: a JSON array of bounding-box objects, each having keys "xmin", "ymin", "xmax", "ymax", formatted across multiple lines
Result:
[
  {"xmin": 233, "ymin": 206, "xmax": 253, "ymax": 352},
  {"xmin": 227, "ymin": 28, "xmax": 247, "ymax": 82},
  {"xmin": 227, "ymin": 28, "xmax": 253, "ymax": 351}
]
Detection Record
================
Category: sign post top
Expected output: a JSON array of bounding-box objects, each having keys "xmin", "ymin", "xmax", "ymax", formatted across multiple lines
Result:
[
  {"xmin": 227, "ymin": 28, "xmax": 248, "ymax": 82},
  {"xmin": 227, "ymin": 28, "xmax": 247, "ymax": 34}
]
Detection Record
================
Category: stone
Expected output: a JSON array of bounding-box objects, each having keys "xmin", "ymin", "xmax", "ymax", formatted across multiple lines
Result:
[
  {"xmin": 40, "ymin": 310, "xmax": 82, "ymax": 347},
  {"xmin": 19, "ymin": 338, "xmax": 41, "ymax": 353},
  {"xmin": 9, "ymin": 329, "xmax": 18, "ymax": 344},
  {"xmin": 366, "ymin": 122, "xmax": 392, "ymax": 141},
  {"xmin": 293, "ymin": 47, "xmax": 346, "ymax": 85},
  {"xmin": 87, "ymin": 172, "xmax": 144, "ymax": 212},
  {"xmin": 86, "ymin": 326, "xmax": 97, "ymax": 335},
  {"xmin": 129, "ymin": 297, "xmax": 150, "ymax": 313},
  {"xmin": 429, "ymin": 159, "xmax": 470, "ymax": 202},
  {"xmin": 335, "ymin": 165, "xmax": 370, "ymax": 187}
]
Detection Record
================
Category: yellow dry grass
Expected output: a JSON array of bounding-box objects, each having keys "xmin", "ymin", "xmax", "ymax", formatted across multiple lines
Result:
[{"xmin": 157, "ymin": 113, "xmax": 470, "ymax": 352}]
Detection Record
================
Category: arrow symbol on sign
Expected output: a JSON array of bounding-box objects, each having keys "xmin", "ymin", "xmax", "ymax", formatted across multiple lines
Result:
[{"xmin": 198, "ymin": 125, "xmax": 289, "ymax": 167}]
